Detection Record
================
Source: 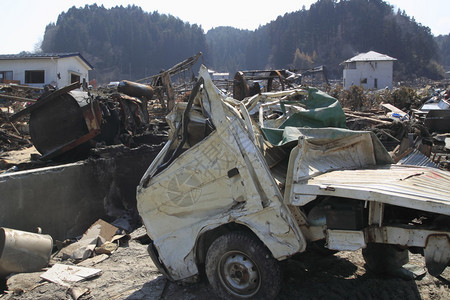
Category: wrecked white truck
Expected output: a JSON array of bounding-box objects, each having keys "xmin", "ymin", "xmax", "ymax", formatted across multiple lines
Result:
[{"xmin": 137, "ymin": 66, "xmax": 450, "ymax": 299}]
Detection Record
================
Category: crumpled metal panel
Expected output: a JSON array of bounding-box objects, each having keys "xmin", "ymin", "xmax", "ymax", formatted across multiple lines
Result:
[
  {"xmin": 137, "ymin": 66, "xmax": 305, "ymax": 281},
  {"xmin": 293, "ymin": 165, "xmax": 450, "ymax": 215},
  {"xmin": 397, "ymin": 148, "xmax": 438, "ymax": 168}
]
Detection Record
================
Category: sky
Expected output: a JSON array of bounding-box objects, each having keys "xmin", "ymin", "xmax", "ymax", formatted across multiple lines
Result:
[{"xmin": 1, "ymin": 0, "xmax": 449, "ymax": 54}]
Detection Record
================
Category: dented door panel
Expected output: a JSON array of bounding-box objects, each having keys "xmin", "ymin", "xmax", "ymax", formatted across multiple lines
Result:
[{"xmin": 137, "ymin": 66, "xmax": 304, "ymax": 281}]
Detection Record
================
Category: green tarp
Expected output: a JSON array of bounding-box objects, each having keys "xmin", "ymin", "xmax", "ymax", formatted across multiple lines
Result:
[
  {"xmin": 261, "ymin": 87, "xmax": 347, "ymax": 145},
  {"xmin": 259, "ymin": 87, "xmax": 393, "ymax": 165}
]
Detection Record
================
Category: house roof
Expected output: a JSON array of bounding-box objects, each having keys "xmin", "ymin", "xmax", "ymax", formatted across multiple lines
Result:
[
  {"xmin": 0, "ymin": 52, "xmax": 94, "ymax": 69},
  {"xmin": 343, "ymin": 51, "xmax": 397, "ymax": 63}
]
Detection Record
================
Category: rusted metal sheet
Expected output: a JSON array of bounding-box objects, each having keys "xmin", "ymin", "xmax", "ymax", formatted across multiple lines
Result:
[
  {"xmin": 136, "ymin": 52, "xmax": 202, "ymax": 112},
  {"xmin": 28, "ymin": 90, "xmax": 102, "ymax": 160},
  {"xmin": 10, "ymin": 79, "xmax": 157, "ymax": 160},
  {"xmin": 117, "ymin": 80, "xmax": 154, "ymax": 100},
  {"xmin": 112, "ymin": 94, "xmax": 149, "ymax": 135}
]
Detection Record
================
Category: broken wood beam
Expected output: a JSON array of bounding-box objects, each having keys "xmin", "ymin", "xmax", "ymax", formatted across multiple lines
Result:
[
  {"xmin": 344, "ymin": 112, "xmax": 391, "ymax": 125},
  {"xmin": 0, "ymin": 94, "xmax": 37, "ymax": 103},
  {"xmin": 4, "ymin": 84, "xmax": 43, "ymax": 91},
  {"xmin": 0, "ymin": 129, "xmax": 30, "ymax": 144}
]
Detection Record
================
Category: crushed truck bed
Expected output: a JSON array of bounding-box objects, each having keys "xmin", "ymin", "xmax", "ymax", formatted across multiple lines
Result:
[{"xmin": 295, "ymin": 165, "xmax": 450, "ymax": 215}]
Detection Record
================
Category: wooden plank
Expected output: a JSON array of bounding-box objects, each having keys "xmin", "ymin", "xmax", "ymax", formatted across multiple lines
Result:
[
  {"xmin": 0, "ymin": 94, "xmax": 37, "ymax": 103},
  {"xmin": 345, "ymin": 112, "xmax": 391, "ymax": 124}
]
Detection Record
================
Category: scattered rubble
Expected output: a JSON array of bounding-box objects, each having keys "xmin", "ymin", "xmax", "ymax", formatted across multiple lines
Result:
[
  {"xmin": 333, "ymin": 85, "xmax": 450, "ymax": 170},
  {"xmin": 1, "ymin": 222, "xmax": 448, "ymax": 299},
  {"xmin": 0, "ymin": 60, "xmax": 449, "ymax": 299}
]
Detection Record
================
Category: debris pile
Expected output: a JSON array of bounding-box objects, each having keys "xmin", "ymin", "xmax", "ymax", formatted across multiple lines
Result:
[
  {"xmin": 230, "ymin": 70, "xmax": 449, "ymax": 170},
  {"xmin": 0, "ymin": 64, "xmax": 449, "ymax": 299},
  {"xmin": 0, "ymin": 220, "xmax": 152, "ymax": 299},
  {"xmin": 0, "ymin": 83, "xmax": 169, "ymax": 173},
  {"xmin": 0, "ymin": 84, "xmax": 38, "ymax": 154},
  {"xmin": 333, "ymin": 85, "xmax": 450, "ymax": 170}
]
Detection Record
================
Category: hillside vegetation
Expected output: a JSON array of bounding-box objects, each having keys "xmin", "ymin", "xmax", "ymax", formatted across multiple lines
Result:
[
  {"xmin": 40, "ymin": 0, "xmax": 445, "ymax": 83},
  {"xmin": 41, "ymin": 4, "xmax": 207, "ymax": 83}
]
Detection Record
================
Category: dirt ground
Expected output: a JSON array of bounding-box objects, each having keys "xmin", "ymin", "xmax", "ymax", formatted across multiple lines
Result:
[{"xmin": 1, "ymin": 227, "xmax": 449, "ymax": 300}]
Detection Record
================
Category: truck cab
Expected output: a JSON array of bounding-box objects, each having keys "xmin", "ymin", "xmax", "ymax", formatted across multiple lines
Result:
[{"xmin": 137, "ymin": 66, "xmax": 450, "ymax": 299}]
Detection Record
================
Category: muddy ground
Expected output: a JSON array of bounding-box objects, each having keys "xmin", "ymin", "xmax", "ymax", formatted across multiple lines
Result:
[{"xmin": 1, "ymin": 227, "xmax": 449, "ymax": 300}]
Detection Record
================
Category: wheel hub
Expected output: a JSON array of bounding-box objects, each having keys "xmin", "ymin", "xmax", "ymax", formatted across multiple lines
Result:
[{"xmin": 219, "ymin": 251, "xmax": 260, "ymax": 296}]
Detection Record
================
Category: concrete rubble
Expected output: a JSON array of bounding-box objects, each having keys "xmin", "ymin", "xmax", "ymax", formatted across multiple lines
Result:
[{"xmin": 0, "ymin": 61, "xmax": 449, "ymax": 298}]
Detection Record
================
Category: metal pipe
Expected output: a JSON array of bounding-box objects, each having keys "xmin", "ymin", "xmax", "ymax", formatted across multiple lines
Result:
[
  {"xmin": 118, "ymin": 80, "xmax": 154, "ymax": 100},
  {"xmin": 0, "ymin": 227, "xmax": 53, "ymax": 277}
]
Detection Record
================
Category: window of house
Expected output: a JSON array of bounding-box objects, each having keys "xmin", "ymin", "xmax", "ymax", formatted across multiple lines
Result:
[
  {"xmin": 360, "ymin": 78, "xmax": 367, "ymax": 84},
  {"xmin": 25, "ymin": 70, "xmax": 44, "ymax": 84},
  {"xmin": 0, "ymin": 71, "xmax": 13, "ymax": 83},
  {"xmin": 346, "ymin": 62, "xmax": 356, "ymax": 69},
  {"xmin": 374, "ymin": 78, "xmax": 378, "ymax": 89},
  {"xmin": 71, "ymin": 73, "xmax": 81, "ymax": 84}
]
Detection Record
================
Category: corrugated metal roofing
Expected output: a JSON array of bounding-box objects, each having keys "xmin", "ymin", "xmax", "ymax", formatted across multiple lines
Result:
[
  {"xmin": 344, "ymin": 51, "xmax": 397, "ymax": 63},
  {"xmin": 295, "ymin": 165, "xmax": 450, "ymax": 215},
  {"xmin": 0, "ymin": 52, "xmax": 94, "ymax": 69},
  {"xmin": 397, "ymin": 149, "xmax": 438, "ymax": 168}
]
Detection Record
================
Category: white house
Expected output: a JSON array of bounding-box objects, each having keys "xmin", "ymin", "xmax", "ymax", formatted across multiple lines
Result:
[
  {"xmin": 0, "ymin": 53, "xmax": 93, "ymax": 89},
  {"xmin": 342, "ymin": 51, "xmax": 396, "ymax": 90}
]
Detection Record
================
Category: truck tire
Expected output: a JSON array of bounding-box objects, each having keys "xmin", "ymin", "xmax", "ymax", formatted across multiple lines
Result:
[
  {"xmin": 205, "ymin": 231, "xmax": 282, "ymax": 299},
  {"xmin": 362, "ymin": 243, "xmax": 409, "ymax": 274}
]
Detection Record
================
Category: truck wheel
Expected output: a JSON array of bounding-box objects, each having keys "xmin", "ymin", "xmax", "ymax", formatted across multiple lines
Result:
[
  {"xmin": 205, "ymin": 231, "xmax": 281, "ymax": 299},
  {"xmin": 362, "ymin": 243, "xmax": 409, "ymax": 274}
]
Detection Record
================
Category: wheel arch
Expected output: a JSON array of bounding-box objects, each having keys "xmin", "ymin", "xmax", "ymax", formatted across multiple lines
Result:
[{"xmin": 195, "ymin": 222, "xmax": 270, "ymax": 268}]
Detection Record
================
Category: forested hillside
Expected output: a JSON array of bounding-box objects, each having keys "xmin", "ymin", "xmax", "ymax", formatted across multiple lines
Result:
[
  {"xmin": 207, "ymin": 0, "xmax": 443, "ymax": 80},
  {"xmin": 41, "ymin": 4, "xmax": 207, "ymax": 82},
  {"xmin": 435, "ymin": 34, "xmax": 450, "ymax": 69},
  {"xmin": 40, "ymin": 0, "xmax": 445, "ymax": 84}
]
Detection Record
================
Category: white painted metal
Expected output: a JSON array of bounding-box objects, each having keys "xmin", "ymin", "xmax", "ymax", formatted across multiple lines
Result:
[
  {"xmin": 326, "ymin": 230, "xmax": 366, "ymax": 251},
  {"xmin": 424, "ymin": 235, "xmax": 450, "ymax": 276},
  {"xmin": 293, "ymin": 166, "xmax": 450, "ymax": 215},
  {"xmin": 137, "ymin": 65, "xmax": 450, "ymax": 282},
  {"xmin": 137, "ymin": 66, "xmax": 305, "ymax": 281},
  {"xmin": 366, "ymin": 227, "xmax": 450, "ymax": 248}
]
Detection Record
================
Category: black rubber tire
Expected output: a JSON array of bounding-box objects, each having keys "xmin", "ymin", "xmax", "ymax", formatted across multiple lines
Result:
[
  {"xmin": 205, "ymin": 231, "xmax": 282, "ymax": 299},
  {"xmin": 362, "ymin": 243, "xmax": 409, "ymax": 274}
]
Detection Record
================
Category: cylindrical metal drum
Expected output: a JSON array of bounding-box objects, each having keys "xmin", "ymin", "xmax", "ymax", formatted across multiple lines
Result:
[
  {"xmin": 0, "ymin": 227, "xmax": 53, "ymax": 277},
  {"xmin": 118, "ymin": 80, "xmax": 154, "ymax": 99}
]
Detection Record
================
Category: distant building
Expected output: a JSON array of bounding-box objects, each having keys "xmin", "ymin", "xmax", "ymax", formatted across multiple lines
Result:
[
  {"xmin": 0, "ymin": 53, "xmax": 93, "ymax": 88},
  {"xmin": 342, "ymin": 51, "xmax": 396, "ymax": 90}
]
